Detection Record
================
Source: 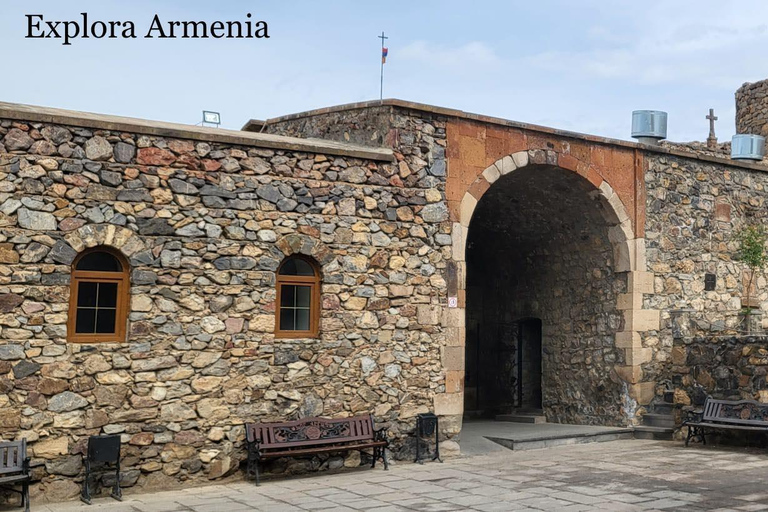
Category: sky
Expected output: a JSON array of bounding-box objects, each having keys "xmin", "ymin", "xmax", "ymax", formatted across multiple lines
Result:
[{"xmin": 2, "ymin": 0, "xmax": 768, "ymax": 142}]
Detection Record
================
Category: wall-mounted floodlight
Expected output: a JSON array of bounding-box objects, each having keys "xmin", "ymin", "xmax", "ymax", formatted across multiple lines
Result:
[{"xmin": 202, "ymin": 111, "xmax": 221, "ymax": 128}]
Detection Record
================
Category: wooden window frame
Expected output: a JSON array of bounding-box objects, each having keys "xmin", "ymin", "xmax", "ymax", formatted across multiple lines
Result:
[
  {"xmin": 67, "ymin": 247, "xmax": 130, "ymax": 343},
  {"xmin": 274, "ymin": 255, "xmax": 321, "ymax": 339}
]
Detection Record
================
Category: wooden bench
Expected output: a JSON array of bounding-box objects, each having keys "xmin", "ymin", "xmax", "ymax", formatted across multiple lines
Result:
[
  {"xmin": 0, "ymin": 439, "xmax": 30, "ymax": 512},
  {"xmin": 683, "ymin": 397, "xmax": 768, "ymax": 446},
  {"xmin": 246, "ymin": 414, "xmax": 388, "ymax": 484}
]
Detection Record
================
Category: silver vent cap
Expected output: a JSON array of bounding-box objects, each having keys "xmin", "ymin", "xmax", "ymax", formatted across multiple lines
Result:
[
  {"xmin": 631, "ymin": 110, "xmax": 668, "ymax": 144},
  {"xmin": 732, "ymin": 134, "xmax": 765, "ymax": 161}
]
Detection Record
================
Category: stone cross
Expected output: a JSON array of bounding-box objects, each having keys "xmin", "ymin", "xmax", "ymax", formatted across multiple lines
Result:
[{"xmin": 706, "ymin": 108, "xmax": 718, "ymax": 148}]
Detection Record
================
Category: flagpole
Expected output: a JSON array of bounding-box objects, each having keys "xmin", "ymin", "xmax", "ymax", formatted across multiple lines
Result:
[
  {"xmin": 378, "ymin": 31, "xmax": 388, "ymax": 102},
  {"xmin": 380, "ymin": 43, "xmax": 384, "ymax": 102}
]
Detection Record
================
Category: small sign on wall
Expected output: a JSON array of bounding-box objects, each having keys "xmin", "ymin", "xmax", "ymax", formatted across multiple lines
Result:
[
  {"xmin": 448, "ymin": 296, "xmax": 458, "ymax": 308},
  {"xmin": 704, "ymin": 273, "xmax": 716, "ymax": 291}
]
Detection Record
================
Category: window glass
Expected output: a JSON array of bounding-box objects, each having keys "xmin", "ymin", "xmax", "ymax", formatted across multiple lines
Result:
[
  {"xmin": 75, "ymin": 281, "xmax": 120, "ymax": 335},
  {"xmin": 76, "ymin": 252, "xmax": 122, "ymax": 272},
  {"xmin": 280, "ymin": 286, "xmax": 295, "ymax": 307},
  {"xmin": 295, "ymin": 309, "xmax": 310, "ymax": 331},
  {"xmin": 75, "ymin": 308, "xmax": 96, "ymax": 333},
  {"xmin": 279, "ymin": 308, "xmax": 296, "ymax": 331},
  {"xmin": 77, "ymin": 282, "xmax": 98, "ymax": 307},
  {"xmin": 95, "ymin": 309, "xmax": 116, "ymax": 333},
  {"xmin": 279, "ymin": 258, "xmax": 315, "ymax": 276},
  {"xmin": 279, "ymin": 284, "xmax": 312, "ymax": 331},
  {"xmin": 98, "ymin": 282, "xmax": 118, "ymax": 307},
  {"xmin": 296, "ymin": 286, "xmax": 311, "ymax": 308}
]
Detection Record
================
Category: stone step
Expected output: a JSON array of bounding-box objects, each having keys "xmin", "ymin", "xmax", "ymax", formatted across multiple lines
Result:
[
  {"xmin": 495, "ymin": 413, "xmax": 546, "ymax": 424},
  {"xmin": 463, "ymin": 410, "xmax": 488, "ymax": 420},
  {"xmin": 643, "ymin": 413, "xmax": 675, "ymax": 428},
  {"xmin": 652, "ymin": 403, "xmax": 675, "ymax": 415},
  {"xmin": 634, "ymin": 425, "xmax": 674, "ymax": 441},
  {"xmin": 487, "ymin": 428, "xmax": 635, "ymax": 451}
]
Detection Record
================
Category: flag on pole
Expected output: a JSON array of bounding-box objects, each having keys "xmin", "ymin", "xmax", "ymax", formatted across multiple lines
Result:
[{"xmin": 382, "ymin": 47, "xmax": 389, "ymax": 64}]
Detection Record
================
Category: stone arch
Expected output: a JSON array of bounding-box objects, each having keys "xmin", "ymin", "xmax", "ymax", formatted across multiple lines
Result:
[
  {"xmin": 440, "ymin": 148, "xmax": 659, "ymax": 425},
  {"xmin": 64, "ymin": 224, "xmax": 146, "ymax": 258},
  {"xmin": 275, "ymin": 234, "xmax": 334, "ymax": 269},
  {"xmin": 454, "ymin": 149, "xmax": 640, "ymax": 271}
]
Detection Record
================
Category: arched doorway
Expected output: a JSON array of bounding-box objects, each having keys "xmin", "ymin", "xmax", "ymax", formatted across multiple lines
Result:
[{"xmin": 463, "ymin": 163, "xmax": 627, "ymax": 425}]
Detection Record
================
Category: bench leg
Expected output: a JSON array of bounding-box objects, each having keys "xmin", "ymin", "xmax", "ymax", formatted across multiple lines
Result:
[
  {"xmin": 80, "ymin": 459, "xmax": 92, "ymax": 505},
  {"xmin": 246, "ymin": 444, "xmax": 261, "ymax": 485},
  {"xmin": 22, "ymin": 481, "xmax": 30, "ymax": 512},
  {"xmin": 111, "ymin": 459, "xmax": 123, "ymax": 501},
  {"xmin": 686, "ymin": 425, "xmax": 707, "ymax": 447},
  {"xmin": 368, "ymin": 447, "xmax": 388, "ymax": 470}
]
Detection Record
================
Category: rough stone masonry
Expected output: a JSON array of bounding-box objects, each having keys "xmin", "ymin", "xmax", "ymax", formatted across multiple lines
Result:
[
  {"xmin": 4, "ymin": 77, "xmax": 768, "ymax": 502},
  {"xmin": 0, "ymin": 103, "xmax": 450, "ymax": 501},
  {"xmin": 255, "ymin": 92, "xmax": 768, "ymax": 429}
]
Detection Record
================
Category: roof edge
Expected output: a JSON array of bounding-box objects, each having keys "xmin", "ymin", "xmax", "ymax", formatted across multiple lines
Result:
[
  {"xmin": 0, "ymin": 102, "xmax": 394, "ymax": 162},
  {"xmin": 247, "ymin": 98, "xmax": 768, "ymax": 173}
]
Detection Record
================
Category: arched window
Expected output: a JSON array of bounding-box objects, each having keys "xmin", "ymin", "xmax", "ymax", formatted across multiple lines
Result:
[
  {"xmin": 68, "ymin": 247, "xmax": 130, "ymax": 343},
  {"xmin": 275, "ymin": 255, "xmax": 320, "ymax": 338}
]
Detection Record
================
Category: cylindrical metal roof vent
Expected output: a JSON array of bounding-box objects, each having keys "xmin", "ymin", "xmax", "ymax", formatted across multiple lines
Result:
[
  {"xmin": 731, "ymin": 134, "xmax": 765, "ymax": 160},
  {"xmin": 631, "ymin": 110, "xmax": 668, "ymax": 145}
]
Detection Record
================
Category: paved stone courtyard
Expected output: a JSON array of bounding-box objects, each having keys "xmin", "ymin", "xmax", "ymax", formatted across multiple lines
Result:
[{"xmin": 25, "ymin": 439, "xmax": 768, "ymax": 512}]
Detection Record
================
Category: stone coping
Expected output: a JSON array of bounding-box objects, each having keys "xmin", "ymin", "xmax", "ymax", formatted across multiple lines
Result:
[
  {"xmin": 245, "ymin": 98, "xmax": 768, "ymax": 173},
  {"xmin": 0, "ymin": 101, "xmax": 394, "ymax": 162}
]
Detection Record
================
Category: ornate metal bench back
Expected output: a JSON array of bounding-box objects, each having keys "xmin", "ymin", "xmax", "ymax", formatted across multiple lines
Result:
[
  {"xmin": 703, "ymin": 398, "xmax": 768, "ymax": 426},
  {"xmin": 249, "ymin": 415, "xmax": 375, "ymax": 449},
  {"xmin": 0, "ymin": 439, "xmax": 26, "ymax": 475}
]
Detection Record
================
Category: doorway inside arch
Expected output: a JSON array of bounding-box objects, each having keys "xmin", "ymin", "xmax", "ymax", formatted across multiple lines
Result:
[
  {"xmin": 464, "ymin": 316, "xmax": 541, "ymax": 417},
  {"xmin": 463, "ymin": 165, "xmax": 625, "ymax": 425}
]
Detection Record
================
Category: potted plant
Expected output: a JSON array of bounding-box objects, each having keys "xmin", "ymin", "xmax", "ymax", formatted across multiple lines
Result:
[{"xmin": 736, "ymin": 224, "xmax": 768, "ymax": 333}]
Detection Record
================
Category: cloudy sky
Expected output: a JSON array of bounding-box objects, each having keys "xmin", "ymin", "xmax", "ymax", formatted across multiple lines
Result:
[{"xmin": 2, "ymin": 1, "xmax": 768, "ymax": 141}]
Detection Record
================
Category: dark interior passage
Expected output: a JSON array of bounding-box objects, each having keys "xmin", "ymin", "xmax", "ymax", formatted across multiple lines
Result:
[
  {"xmin": 464, "ymin": 165, "xmax": 626, "ymax": 425},
  {"xmin": 518, "ymin": 318, "xmax": 542, "ymax": 410}
]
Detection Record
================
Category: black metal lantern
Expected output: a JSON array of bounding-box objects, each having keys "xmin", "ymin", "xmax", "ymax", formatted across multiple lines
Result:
[
  {"xmin": 81, "ymin": 435, "xmax": 122, "ymax": 505},
  {"xmin": 415, "ymin": 412, "xmax": 442, "ymax": 464}
]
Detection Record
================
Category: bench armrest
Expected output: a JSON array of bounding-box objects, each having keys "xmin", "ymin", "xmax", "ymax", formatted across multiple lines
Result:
[
  {"xmin": 373, "ymin": 426, "xmax": 388, "ymax": 443},
  {"xmin": 683, "ymin": 409, "xmax": 703, "ymax": 424}
]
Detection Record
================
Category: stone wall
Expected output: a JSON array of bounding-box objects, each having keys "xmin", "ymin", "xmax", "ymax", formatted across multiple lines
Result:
[
  {"xmin": 644, "ymin": 152, "xmax": 768, "ymax": 410},
  {"xmin": 0, "ymin": 113, "xmax": 450, "ymax": 501},
  {"xmin": 672, "ymin": 335, "xmax": 768, "ymax": 423},
  {"xmin": 736, "ymin": 79, "xmax": 768, "ymax": 138},
  {"xmin": 262, "ymin": 105, "xmax": 396, "ymax": 150},
  {"xmin": 263, "ymin": 105, "xmax": 457, "ymax": 427},
  {"xmin": 263, "ymin": 101, "xmax": 768, "ymax": 421},
  {"xmin": 264, "ymin": 103, "xmax": 654, "ymax": 425}
]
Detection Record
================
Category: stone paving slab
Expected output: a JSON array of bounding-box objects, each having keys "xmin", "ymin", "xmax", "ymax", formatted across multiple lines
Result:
[{"xmin": 26, "ymin": 439, "xmax": 768, "ymax": 511}]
